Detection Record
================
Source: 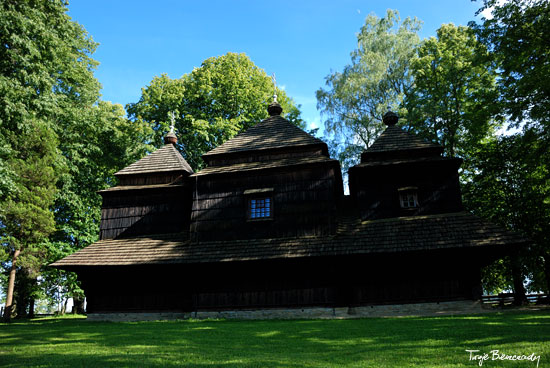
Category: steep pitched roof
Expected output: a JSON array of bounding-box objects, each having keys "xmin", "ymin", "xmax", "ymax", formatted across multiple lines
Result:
[
  {"xmin": 361, "ymin": 125, "xmax": 442, "ymax": 161},
  {"xmin": 203, "ymin": 115, "xmax": 326, "ymax": 158},
  {"xmin": 51, "ymin": 212, "xmax": 526, "ymax": 267},
  {"xmin": 115, "ymin": 144, "xmax": 193, "ymax": 176}
]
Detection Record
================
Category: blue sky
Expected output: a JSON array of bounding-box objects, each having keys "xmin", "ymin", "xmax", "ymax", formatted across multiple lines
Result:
[{"xmin": 67, "ymin": 0, "xmax": 485, "ymax": 133}]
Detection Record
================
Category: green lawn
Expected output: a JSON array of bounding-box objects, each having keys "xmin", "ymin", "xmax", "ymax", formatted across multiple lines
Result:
[{"xmin": 0, "ymin": 310, "xmax": 549, "ymax": 367}]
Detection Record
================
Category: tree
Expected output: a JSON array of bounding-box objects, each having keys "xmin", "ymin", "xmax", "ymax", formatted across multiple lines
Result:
[
  {"xmin": 42, "ymin": 101, "xmax": 149, "ymax": 313},
  {"xmin": 127, "ymin": 53, "xmax": 304, "ymax": 170},
  {"xmin": 0, "ymin": 118, "xmax": 58, "ymax": 321},
  {"xmin": 316, "ymin": 9, "xmax": 421, "ymax": 171},
  {"xmin": 463, "ymin": 0, "xmax": 550, "ymax": 300},
  {"xmin": 404, "ymin": 24, "xmax": 500, "ymax": 158},
  {"xmin": 462, "ymin": 132, "xmax": 550, "ymax": 298},
  {"xmin": 472, "ymin": 0, "xmax": 550, "ymax": 130},
  {"xmin": 0, "ymin": 0, "xmax": 141, "ymax": 318}
]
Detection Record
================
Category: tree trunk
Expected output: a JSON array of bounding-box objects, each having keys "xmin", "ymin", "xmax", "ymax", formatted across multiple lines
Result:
[
  {"xmin": 28, "ymin": 277, "xmax": 37, "ymax": 318},
  {"xmin": 61, "ymin": 298, "xmax": 68, "ymax": 315},
  {"xmin": 28, "ymin": 297, "xmax": 35, "ymax": 318},
  {"xmin": 543, "ymin": 254, "xmax": 550, "ymax": 296},
  {"xmin": 73, "ymin": 297, "xmax": 85, "ymax": 314},
  {"xmin": 3, "ymin": 249, "xmax": 21, "ymax": 322},
  {"xmin": 511, "ymin": 257, "xmax": 527, "ymax": 306}
]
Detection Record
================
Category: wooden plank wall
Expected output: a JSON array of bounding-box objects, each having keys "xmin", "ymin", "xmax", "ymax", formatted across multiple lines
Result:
[
  {"xmin": 190, "ymin": 165, "xmax": 341, "ymax": 241},
  {"xmin": 100, "ymin": 185, "xmax": 192, "ymax": 239},
  {"xmin": 350, "ymin": 160, "xmax": 463, "ymax": 221},
  {"xmin": 79, "ymin": 251, "xmax": 482, "ymax": 313},
  {"xmin": 117, "ymin": 173, "xmax": 185, "ymax": 186}
]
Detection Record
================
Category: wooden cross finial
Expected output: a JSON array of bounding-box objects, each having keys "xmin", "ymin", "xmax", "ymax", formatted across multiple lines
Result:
[
  {"xmin": 271, "ymin": 73, "xmax": 278, "ymax": 103},
  {"xmin": 169, "ymin": 111, "xmax": 176, "ymax": 134}
]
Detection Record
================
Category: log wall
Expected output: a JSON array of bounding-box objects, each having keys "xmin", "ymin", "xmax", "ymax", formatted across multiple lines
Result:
[
  {"xmin": 100, "ymin": 184, "xmax": 192, "ymax": 239},
  {"xmin": 79, "ymin": 249, "xmax": 484, "ymax": 313},
  {"xmin": 190, "ymin": 163, "xmax": 343, "ymax": 241},
  {"xmin": 349, "ymin": 158, "xmax": 463, "ymax": 221}
]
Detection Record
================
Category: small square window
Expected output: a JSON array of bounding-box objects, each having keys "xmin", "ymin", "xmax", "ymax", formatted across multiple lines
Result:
[
  {"xmin": 398, "ymin": 187, "xmax": 419, "ymax": 209},
  {"xmin": 400, "ymin": 192, "xmax": 418, "ymax": 208},
  {"xmin": 249, "ymin": 197, "xmax": 272, "ymax": 219}
]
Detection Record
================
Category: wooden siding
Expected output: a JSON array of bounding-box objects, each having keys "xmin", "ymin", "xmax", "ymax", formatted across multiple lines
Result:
[
  {"xmin": 190, "ymin": 164, "xmax": 342, "ymax": 241},
  {"xmin": 79, "ymin": 250, "xmax": 483, "ymax": 313},
  {"xmin": 117, "ymin": 172, "xmax": 187, "ymax": 186},
  {"xmin": 349, "ymin": 158, "xmax": 463, "ymax": 221},
  {"xmin": 203, "ymin": 146, "xmax": 327, "ymax": 167},
  {"xmin": 100, "ymin": 184, "xmax": 192, "ymax": 239}
]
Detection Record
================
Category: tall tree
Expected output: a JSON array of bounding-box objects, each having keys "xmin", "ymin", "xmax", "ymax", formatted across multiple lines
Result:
[
  {"xmin": 43, "ymin": 101, "xmax": 149, "ymax": 313},
  {"xmin": 404, "ymin": 23, "xmax": 499, "ymax": 158},
  {"xmin": 127, "ymin": 52, "xmax": 304, "ymax": 170},
  {"xmin": 0, "ymin": 118, "xmax": 58, "ymax": 321},
  {"xmin": 464, "ymin": 0, "xmax": 550, "ymax": 297},
  {"xmin": 472, "ymin": 0, "xmax": 550, "ymax": 130},
  {"xmin": 462, "ymin": 132, "xmax": 550, "ymax": 296},
  {"xmin": 316, "ymin": 9, "xmax": 421, "ymax": 171},
  {"xmin": 1, "ymin": 0, "xmax": 143, "ymax": 318}
]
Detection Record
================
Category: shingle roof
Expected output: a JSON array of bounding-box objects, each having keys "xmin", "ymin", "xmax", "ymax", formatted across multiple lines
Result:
[
  {"xmin": 192, "ymin": 156, "xmax": 337, "ymax": 177},
  {"xmin": 203, "ymin": 115, "xmax": 326, "ymax": 157},
  {"xmin": 364, "ymin": 125, "xmax": 442, "ymax": 155},
  {"xmin": 115, "ymin": 144, "xmax": 193, "ymax": 176},
  {"xmin": 51, "ymin": 212, "xmax": 527, "ymax": 267}
]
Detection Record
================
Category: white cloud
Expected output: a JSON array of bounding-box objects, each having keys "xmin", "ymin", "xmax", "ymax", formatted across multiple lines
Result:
[
  {"xmin": 479, "ymin": 0, "xmax": 508, "ymax": 20},
  {"xmin": 480, "ymin": 6, "xmax": 494, "ymax": 20}
]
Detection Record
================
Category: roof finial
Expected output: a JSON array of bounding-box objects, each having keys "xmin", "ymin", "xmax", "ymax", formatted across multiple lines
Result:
[
  {"xmin": 169, "ymin": 111, "xmax": 176, "ymax": 134},
  {"xmin": 164, "ymin": 111, "xmax": 178, "ymax": 144},
  {"xmin": 271, "ymin": 73, "xmax": 278, "ymax": 103},
  {"xmin": 383, "ymin": 108, "xmax": 398, "ymax": 126},
  {"xmin": 267, "ymin": 73, "xmax": 283, "ymax": 116}
]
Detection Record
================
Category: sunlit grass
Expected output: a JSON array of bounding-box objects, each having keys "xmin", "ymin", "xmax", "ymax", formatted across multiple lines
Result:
[{"xmin": 0, "ymin": 310, "xmax": 548, "ymax": 367}]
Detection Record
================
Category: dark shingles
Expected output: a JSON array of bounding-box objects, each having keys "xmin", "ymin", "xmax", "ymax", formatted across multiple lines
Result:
[
  {"xmin": 365, "ymin": 125, "xmax": 442, "ymax": 154},
  {"xmin": 115, "ymin": 144, "xmax": 193, "ymax": 176},
  {"xmin": 203, "ymin": 115, "xmax": 326, "ymax": 157},
  {"xmin": 51, "ymin": 212, "xmax": 527, "ymax": 267}
]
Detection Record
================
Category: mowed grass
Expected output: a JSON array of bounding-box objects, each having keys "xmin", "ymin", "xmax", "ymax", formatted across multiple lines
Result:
[{"xmin": 1, "ymin": 310, "xmax": 549, "ymax": 367}]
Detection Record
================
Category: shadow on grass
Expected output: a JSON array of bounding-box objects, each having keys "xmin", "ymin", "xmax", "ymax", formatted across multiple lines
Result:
[{"xmin": 1, "ymin": 310, "xmax": 549, "ymax": 367}]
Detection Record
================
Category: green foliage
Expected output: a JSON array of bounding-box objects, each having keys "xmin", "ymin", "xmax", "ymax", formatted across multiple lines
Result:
[
  {"xmin": 316, "ymin": 9, "xmax": 421, "ymax": 171},
  {"xmin": 1, "ymin": 311, "xmax": 549, "ymax": 367},
  {"xmin": 52, "ymin": 101, "xmax": 149, "ymax": 250},
  {"xmin": 0, "ymin": 118, "xmax": 57, "ymax": 262},
  {"xmin": 473, "ymin": 0, "xmax": 550, "ymax": 129},
  {"xmin": 462, "ymin": 0, "xmax": 550, "ymax": 293},
  {"xmin": 0, "ymin": 0, "xmax": 149, "ymax": 314},
  {"xmin": 0, "ymin": 0, "xmax": 98, "ymax": 256},
  {"xmin": 127, "ymin": 53, "xmax": 304, "ymax": 170},
  {"xmin": 405, "ymin": 24, "xmax": 500, "ymax": 158},
  {"xmin": 462, "ymin": 133, "xmax": 550, "ymax": 292}
]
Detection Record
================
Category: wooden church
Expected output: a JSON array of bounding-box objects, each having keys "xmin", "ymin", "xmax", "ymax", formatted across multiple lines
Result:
[{"xmin": 52, "ymin": 101, "xmax": 526, "ymax": 318}]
